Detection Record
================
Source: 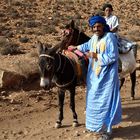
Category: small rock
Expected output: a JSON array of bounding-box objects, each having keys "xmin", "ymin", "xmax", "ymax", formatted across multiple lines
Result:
[
  {"xmin": 74, "ymin": 131, "xmax": 80, "ymax": 137},
  {"xmin": 56, "ymin": 135, "xmax": 61, "ymax": 139},
  {"xmin": 11, "ymin": 107, "xmax": 17, "ymax": 111},
  {"xmin": 23, "ymin": 129, "xmax": 29, "ymax": 135},
  {"xmin": 47, "ymin": 122, "xmax": 51, "ymax": 125},
  {"xmin": 0, "ymin": 91, "xmax": 7, "ymax": 96},
  {"xmin": 83, "ymin": 130, "xmax": 87, "ymax": 133},
  {"xmin": 19, "ymin": 37, "xmax": 29, "ymax": 43},
  {"xmin": 10, "ymin": 99, "xmax": 15, "ymax": 104},
  {"xmin": 17, "ymin": 130, "xmax": 23, "ymax": 135},
  {"xmin": 35, "ymin": 96, "xmax": 43, "ymax": 102},
  {"xmin": 25, "ymin": 103, "xmax": 31, "ymax": 107},
  {"xmin": 64, "ymin": 129, "xmax": 69, "ymax": 132},
  {"xmin": 48, "ymin": 17, "xmax": 53, "ymax": 20}
]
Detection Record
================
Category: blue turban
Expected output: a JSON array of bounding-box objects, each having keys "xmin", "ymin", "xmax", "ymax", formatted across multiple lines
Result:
[{"xmin": 88, "ymin": 15, "xmax": 110, "ymax": 32}]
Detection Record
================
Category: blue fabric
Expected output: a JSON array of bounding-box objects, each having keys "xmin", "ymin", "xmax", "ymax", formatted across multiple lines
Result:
[
  {"xmin": 78, "ymin": 32, "xmax": 122, "ymax": 133},
  {"xmin": 89, "ymin": 16, "xmax": 110, "ymax": 32}
]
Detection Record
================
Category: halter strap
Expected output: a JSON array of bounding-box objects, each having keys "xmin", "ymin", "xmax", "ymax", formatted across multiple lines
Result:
[
  {"xmin": 55, "ymin": 55, "xmax": 76, "ymax": 88},
  {"xmin": 56, "ymin": 53, "xmax": 66, "ymax": 73},
  {"xmin": 56, "ymin": 53, "xmax": 62, "ymax": 72},
  {"xmin": 68, "ymin": 29, "xmax": 81, "ymax": 46},
  {"xmin": 39, "ymin": 54, "xmax": 54, "ymax": 60},
  {"xmin": 65, "ymin": 29, "xmax": 74, "ymax": 47}
]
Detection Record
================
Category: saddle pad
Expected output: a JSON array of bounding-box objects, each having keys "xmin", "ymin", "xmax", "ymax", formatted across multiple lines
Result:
[
  {"xmin": 63, "ymin": 50, "xmax": 79, "ymax": 62},
  {"xmin": 63, "ymin": 50, "xmax": 82, "ymax": 77},
  {"xmin": 68, "ymin": 46, "xmax": 84, "ymax": 57},
  {"xmin": 118, "ymin": 37, "xmax": 136, "ymax": 54}
]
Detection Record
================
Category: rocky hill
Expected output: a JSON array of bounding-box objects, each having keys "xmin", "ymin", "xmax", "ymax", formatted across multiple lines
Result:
[{"xmin": 0, "ymin": 0, "xmax": 140, "ymax": 45}]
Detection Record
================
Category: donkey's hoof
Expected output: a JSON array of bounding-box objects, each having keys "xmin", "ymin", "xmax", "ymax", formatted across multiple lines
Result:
[
  {"xmin": 55, "ymin": 122, "xmax": 61, "ymax": 128},
  {"xmin": 72, "ymin": 121, "xmax": 79, "ymax": 127},
  {"xmin": 131, "ymin": 96, "xmax": 135, "ymax": 100}
]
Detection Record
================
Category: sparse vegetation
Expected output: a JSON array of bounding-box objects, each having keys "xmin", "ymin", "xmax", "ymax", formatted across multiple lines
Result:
[
  {"xmin": 41, "ymin": 24, "xmax": 58, "ymax": 35},
  {"xmin": 0, "ymin": 40, "xmax": 23, "ymax": 55}
]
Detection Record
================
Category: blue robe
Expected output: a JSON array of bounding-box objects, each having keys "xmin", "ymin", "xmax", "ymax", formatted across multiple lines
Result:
[{"xmin": 78, "ymin": 32, "xmax": 122, "ymax": 133}]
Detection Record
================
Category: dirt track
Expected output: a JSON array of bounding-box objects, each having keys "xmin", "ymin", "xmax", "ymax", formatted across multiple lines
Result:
[{"xmin": 0, "ymin": 72, "xmax": 140, "ymax": 140}]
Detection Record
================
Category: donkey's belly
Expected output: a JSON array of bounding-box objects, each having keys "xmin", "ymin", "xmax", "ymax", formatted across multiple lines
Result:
[{"xmin": 119, "ymin": 50, "xmax": 136, "ymax": 78}]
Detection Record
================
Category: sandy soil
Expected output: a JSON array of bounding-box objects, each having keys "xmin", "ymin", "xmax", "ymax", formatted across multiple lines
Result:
[{"xmin": 0, "ymin": 74, "xmax": 140, "ymax": 140}]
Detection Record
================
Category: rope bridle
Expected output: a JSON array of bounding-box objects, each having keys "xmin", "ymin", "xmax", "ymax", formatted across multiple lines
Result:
[
  {"xmin": 64, "ymin": 28, "xmax": 81, "ymax": 47},
  {"xmin": 39, "ymin": 54, "xmax": 54, "ymax": 60}
]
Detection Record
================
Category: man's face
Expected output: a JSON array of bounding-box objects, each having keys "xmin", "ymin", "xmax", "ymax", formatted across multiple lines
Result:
[
  {"xmin": 104, "ymin": 7, "xmax": 112, "ymax": 17},
  {"xmin": 92, "ymin": 23, "xmax": 104, "ymax": 37}
]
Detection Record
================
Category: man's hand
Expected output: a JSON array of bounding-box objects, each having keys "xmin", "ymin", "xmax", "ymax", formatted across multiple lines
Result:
[
  {"xmin": 68, "ymin": 45, "xmax": 77, "ymax": 51},
  {"xmin": 85, "ymin": 52, "xmax": 97, "ymax": 59}
]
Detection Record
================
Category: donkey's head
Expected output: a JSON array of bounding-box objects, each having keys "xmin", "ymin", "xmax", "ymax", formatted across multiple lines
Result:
[
  {"xmin": 61, "ymin": 20, "xmax": 90, "ymax": 48},
  {"xmin": 36, "ymin": 41, "xmax": 58, "ymax": 90},
  {"xmin": 61, "ymin": 20, "xmax": 81, "ymax": 47}
]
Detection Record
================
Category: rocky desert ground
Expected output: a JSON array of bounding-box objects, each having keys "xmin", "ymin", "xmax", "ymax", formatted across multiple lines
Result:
[{"xmin": 0, "ymin": 0, "xmax": 140, "ymax": 140}]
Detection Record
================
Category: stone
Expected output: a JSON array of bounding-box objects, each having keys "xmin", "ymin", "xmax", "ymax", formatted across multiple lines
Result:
[{"xmin": 0, "ymin": 69, "xmax": 26, "ymax": 89}]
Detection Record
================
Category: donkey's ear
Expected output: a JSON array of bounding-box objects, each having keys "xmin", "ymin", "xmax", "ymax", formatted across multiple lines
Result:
[
  {"xmin": 44, "ymin": 43, "xmax": 51, "ymax": 52},
  {"xmin": 50, "ymin": 43, "xmax": 60, "ymax": 54},
  {"xmin": 35, "ymin": 41, "xmax": 43, "ymax": 54},
  {"xmin": 70, "ymin": 20, "xmax": 75, "ymax": 28}
]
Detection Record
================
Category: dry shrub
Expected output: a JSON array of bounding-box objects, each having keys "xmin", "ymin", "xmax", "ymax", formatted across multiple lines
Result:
[
  {"xmin": 0, "ymin": 37, "xmax": 8, "ymax": 47},
  {"xmin": 41, "ymin": 24, "xmax": 58, "ymax": 34},
  {"xmin": 0, "ymin": 41, "xmax": 23, "ymax": 55},
  {"xmin": 12, "ymin": 1, "xmax": 22, "ymax": 6},
  {"xmin": 23, "ymin": 20, "xmax": 41, "ymax": 28}
]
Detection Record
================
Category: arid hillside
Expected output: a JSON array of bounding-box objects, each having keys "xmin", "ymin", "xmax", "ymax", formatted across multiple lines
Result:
[
  {"xmin": 1, "ymin": 0, "xmax": 140, "ymax": 46},
  {"xmin": 0, "ymin": 0, "xmax": 140, "ymax": 74}
]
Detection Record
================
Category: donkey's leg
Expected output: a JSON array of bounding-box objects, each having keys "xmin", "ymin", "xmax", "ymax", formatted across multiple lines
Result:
[
  {"xmin": 69, "ymin": 88, "xmax": 78, "ymax": 127},
  {"xmin": 55, "ymin": 89, "xmax": 65, "ymax": 128},
  {"xmin": 130, "ymin": 45, "xmax": 137, "ymax": 100},
  {"xmin": 120, "ymin": 78, "xmax": 125, "ymax": 90},
  {"xmin": 130, "ymin": 70, "xmax": 136, "ymax": 100}
]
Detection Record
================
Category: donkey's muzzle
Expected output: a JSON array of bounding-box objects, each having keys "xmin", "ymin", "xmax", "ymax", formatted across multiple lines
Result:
[{"xmin": 40, "ymin": 77, "xmax": 51, "ymax": 90}]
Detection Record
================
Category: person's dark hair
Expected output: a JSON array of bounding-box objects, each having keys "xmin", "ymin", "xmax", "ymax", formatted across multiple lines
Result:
[{"xmin": 102, "ymin": 3, "xmax": 113, "ymax": 11}]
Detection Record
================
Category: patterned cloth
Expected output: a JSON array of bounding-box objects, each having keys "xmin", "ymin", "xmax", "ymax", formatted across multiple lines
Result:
[
  {"xmin": 78, "ymin": 32, "xmax": 122, "ymax": 133},
  {"xmin": 118, "ymin": 37, "xmax": 136, "ymax": 54},
  {"xmin": 63, "ymin": 49, "xmax": 88, "ymax": 82}
]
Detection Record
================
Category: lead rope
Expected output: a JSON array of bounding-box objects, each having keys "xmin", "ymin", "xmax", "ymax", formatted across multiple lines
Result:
[
  {"xmin": 56, "ymin": 53, "xmax": 62, "ymax": 72},
  {"xmin": 65, "ymin": 29, "xmax": 74, "ymax": 47},
  {"xmin": 55, "ymin": 55, "xmax": 76, "ymax": 88},
  {"xmin": 61, "ymin": 56, "xmax": 66, "ymax": 73},
  {"xmin": 56, "ymin": 53, "xmax": 66, "ymax": 74},
  {"xmin": 65, "ymin": 28, "xmax": 81, "ymax": 47}
]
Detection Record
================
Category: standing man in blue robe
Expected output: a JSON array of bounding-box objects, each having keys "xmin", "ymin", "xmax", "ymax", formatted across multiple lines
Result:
[{"xmin": 76, "ymin": 16, "xmax": 122, "ymax": 140}]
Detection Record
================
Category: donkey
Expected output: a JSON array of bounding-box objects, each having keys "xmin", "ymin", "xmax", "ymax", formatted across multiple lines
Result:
[{"xmin": 37, "ymin": 40, "xmax": 88, "ymax": 128}]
